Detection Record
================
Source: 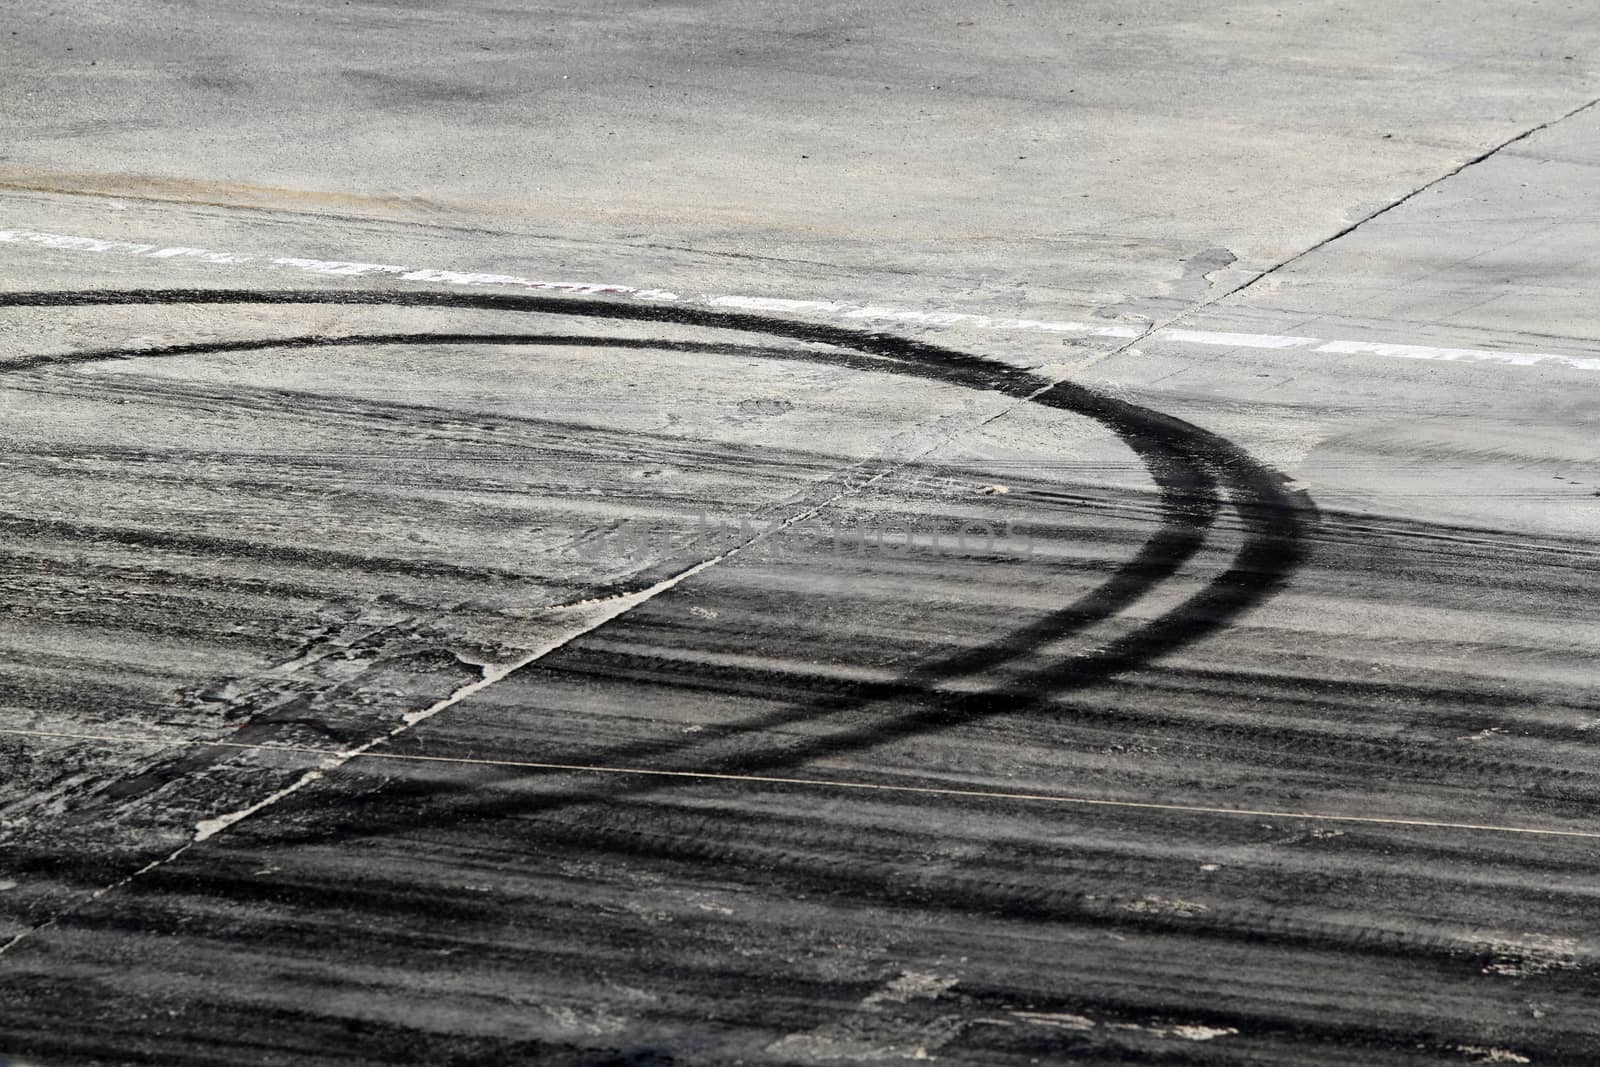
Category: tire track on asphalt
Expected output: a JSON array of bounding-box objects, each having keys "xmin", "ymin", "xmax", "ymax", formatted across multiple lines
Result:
[{"xmin": 0, "ymin": 288, "xmax": 1311, "ymax": 846}]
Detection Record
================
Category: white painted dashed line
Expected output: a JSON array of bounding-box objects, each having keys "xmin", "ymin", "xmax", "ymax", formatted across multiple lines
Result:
[
  {"xmin": 0, "ymin": 228, "xmax": 677, "ymax": 298},
  {"xmin": 1163, "ymin": 329, "xmax": 1321, "ymax": 349},
  {"xmin": 1313, "ymin": 338, "xmax": 1596, "ymax": 368},
  {"xmin": 3, "ymin": 225, "xmax": 1598, "ymax": 371},
  {"xmin": 705, "ymin": 294, "xmax": 1142, "ymax": 337}
]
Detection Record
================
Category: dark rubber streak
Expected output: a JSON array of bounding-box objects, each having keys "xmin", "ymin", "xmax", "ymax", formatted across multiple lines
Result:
[{"xmin": 0, "ymin": 288, "xmax": 1314, "ymax": 838}]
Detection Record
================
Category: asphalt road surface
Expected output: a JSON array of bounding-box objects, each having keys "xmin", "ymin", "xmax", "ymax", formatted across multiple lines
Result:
[{"xmin": 1, "ymin": 2, "xmax": 1598, "ymax": 1064}]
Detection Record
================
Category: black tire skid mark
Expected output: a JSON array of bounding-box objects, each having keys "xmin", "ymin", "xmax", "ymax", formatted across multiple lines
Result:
[
  {"xmin": 0, "ymin": 337, "xmax": 1206, "ymax": 841},
  {"xmin": 0, "ymin": 512, "xmax": 535, "ymax": 583},
  {"xmin": 102, "ymin": 796, "xmax": 1600, "ymax": 1066},
  {"xmin": 0, "ymin": 289, "xmax": 1311, "ymax": 870},
  {"xmin": 18, "ymin": 291, "xmax": 1496, "ymax": 1060}
]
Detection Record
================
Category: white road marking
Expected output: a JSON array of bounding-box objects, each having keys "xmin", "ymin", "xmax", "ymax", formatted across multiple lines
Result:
[
  {"xmin": 1164, "ymin": 329, "xmax": 1321, "ymax": 349},
  {"xmin": 1313, "ymin": 338, "xmax": 1588, "ymax": 367},
  {"xmin": 707, "ymin": 294, "xmax": 1143, "ymax": 336},
  {"xmin": 2, "ymin": 225, "xmax": 1598, "ymax": 371},
  {"xmin": 6, "ymin": 726, "xmax": 1600, "ymax": 842}
]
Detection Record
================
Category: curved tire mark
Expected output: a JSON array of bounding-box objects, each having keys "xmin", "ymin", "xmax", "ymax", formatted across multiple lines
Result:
[{"xmin": 0, "ymin": 288, "xmax": 1315, "ymax": 831}]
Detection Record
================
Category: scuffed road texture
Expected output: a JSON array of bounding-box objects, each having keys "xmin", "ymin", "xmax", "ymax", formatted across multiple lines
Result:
[
  {"xmin": 3, "ymin": 0, "xmax": 1600, "ymax": 1063},
  {"xmin": 1, "ymin": 309, "xmax": 1595, "ymax": 1064},
  {"xmin": 3, "ymin": 478, "xmax": 1599, "ymax": 1063}
]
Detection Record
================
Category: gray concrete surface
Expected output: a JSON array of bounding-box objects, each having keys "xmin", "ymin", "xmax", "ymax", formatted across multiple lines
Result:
[{"xmin": 1, "ymin": 1, "xmax": 1598, "ymax": 1064}]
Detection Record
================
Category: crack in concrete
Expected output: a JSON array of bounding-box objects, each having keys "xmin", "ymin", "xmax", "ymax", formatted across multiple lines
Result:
[
  {"xmin": 0, "ymin": 409, "xmax": 1011, "ymax": 962},
  {"xmin": 1221, "ymin": 95, "xmax": 1600, "ymax": 303},
  {"xmin": 0, "ymin": 267, "xmax": 1188, "ymax": 964},
  {"xmin": 21, "ymin": 96, "xmax": 1587, "ymax": 960},
  {"xmin": 1062, "ymin": 94, "xmax": 1600, "ymax": 377}
]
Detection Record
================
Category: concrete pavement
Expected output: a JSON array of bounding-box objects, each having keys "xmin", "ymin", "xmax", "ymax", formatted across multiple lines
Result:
[{"xmin": 1, "ymin": 2, "xmax": 1598, "ymax": 1063}]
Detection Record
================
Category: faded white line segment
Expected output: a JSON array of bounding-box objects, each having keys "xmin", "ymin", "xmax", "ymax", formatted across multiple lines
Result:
[
  {"xmin": 3, "ymin": 225, "xmax": 1599, "ymax": 371},
  {"xmin": 705, "ymin": 294, "xmax": 1143, "ymax": 337},
  {"xmin": 0, "ymin": 228, "xmax": 678, "ymax": 298},
  {"xmin": 7, "ymin": 726, "xmax": 1600, "ymax": 841}
]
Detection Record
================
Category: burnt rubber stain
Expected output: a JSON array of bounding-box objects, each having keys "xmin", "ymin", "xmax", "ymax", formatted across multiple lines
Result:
[{"xmin": 0, "ymin": 288, "xmax": 1315, "ymax": 829}]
